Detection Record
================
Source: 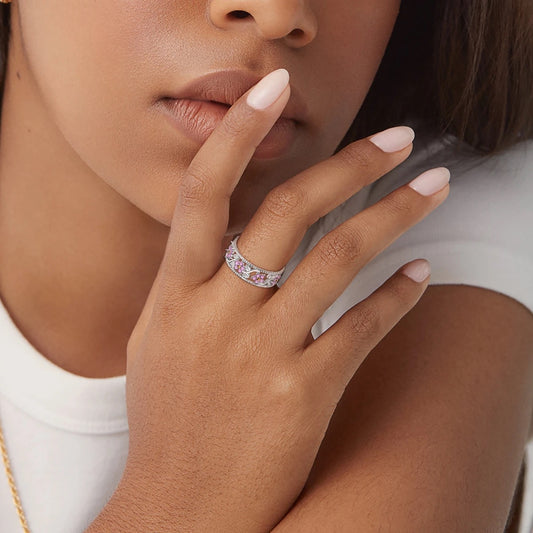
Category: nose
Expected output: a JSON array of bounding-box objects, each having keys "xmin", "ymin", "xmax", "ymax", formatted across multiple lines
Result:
[{"xmin": 208, "ymin": 0, "xmax": 318, "ymax": 47}]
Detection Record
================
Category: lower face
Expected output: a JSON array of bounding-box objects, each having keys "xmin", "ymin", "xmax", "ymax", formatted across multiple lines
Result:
[{"xmin": 11, "ymin": 0, "xmax": 401, "ymax": 231}]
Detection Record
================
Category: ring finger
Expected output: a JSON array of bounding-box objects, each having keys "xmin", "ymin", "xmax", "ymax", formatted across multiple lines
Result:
[
  {"xmin": 263, "ymin": 166, "xmax": 451, "ymax": 348},
  {"xmin": 215, "ymin": 126, "xmax": 416, "ymax": 303}
]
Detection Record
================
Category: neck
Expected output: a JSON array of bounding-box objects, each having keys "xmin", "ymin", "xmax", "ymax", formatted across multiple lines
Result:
[{"xmin": 0, "ymin": 8, "xmax": 275, "ymax": 379}]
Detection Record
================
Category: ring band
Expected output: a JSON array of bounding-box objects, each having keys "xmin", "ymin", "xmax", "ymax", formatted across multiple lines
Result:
[{"xmin": 224, "ymin": 235, "xmax": 285, "ymax": 289}]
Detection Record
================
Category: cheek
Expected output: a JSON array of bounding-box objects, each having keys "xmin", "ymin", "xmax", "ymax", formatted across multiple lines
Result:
[
  {"xmin": 15, "ymin": 0, "xmax": 400, "ymax": 226},
  {"xmin": 18, "ymin": 1, "xmax": 193, "ymax": 223},
  {"xmin": 19, "ymin": 1, "xmax": 141, "ymax": 138}
]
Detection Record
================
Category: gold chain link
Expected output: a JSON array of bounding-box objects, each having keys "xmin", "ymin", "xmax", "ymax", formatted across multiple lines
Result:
[{"xmin": 0, "ymin": 410, "xmax": 31, "ymax": 533}]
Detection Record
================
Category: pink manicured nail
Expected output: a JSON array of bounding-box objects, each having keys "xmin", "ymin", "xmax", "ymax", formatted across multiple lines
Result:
[
  {"xmin": 246, "ymin": 69, "xmax": 290, "ymax": 110},
  {"xmin": 408, "ymin": 167, "xmax": 451, "ymax": 196},
  {"xmin": 401, "ymin": 259, "xmax": 431, "ymax": 282},
  {"xmin": 368, "ymin": 126, "xmax": 415, "ymax": 153}
]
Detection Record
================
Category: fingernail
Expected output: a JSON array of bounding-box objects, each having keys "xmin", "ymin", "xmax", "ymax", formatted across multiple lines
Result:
[
  {"xmin": 401, "ymin": 259, "xmax": 431, "ymax": 282},
  {"xmin": 408, "ymin": 167, "xmax": 450, "ymax": 196},
  {"xmin": 247, "ymin": 69, "xmax": 290, "ymax": 110},
  {"xmin": 368, "ymin": 126, "xmax": 415, "ymax": 153}
]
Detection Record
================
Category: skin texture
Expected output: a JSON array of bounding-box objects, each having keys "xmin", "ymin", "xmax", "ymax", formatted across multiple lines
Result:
[
  {"xmin": 0, "ymin": 0, "xmax": 400, "ymax": 379},
  {"xmin": 1, "ymin": 2, "xmax": 532, "ymax": 532},
  {"xmin": 271, "ymin": 286, "xmax": 533, "ymax": 532},
  {"xmin": 85, "ymin": 71, "xmax": 450, "ymax": 531}
]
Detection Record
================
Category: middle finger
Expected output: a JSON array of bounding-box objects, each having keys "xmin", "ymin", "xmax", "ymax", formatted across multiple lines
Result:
[
  {"xmin": 265, "ymin": 166, "xmax": 451, "ymax": 348},
  {"xmin": 215, "ymin": 126, "xmax": 416, "ymax": 303}
]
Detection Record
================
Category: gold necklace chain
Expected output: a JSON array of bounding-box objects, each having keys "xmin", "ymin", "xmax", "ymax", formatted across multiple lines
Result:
[{"xmin": 0, "ymin": 410, "xmax": 31, "ymax": 533}]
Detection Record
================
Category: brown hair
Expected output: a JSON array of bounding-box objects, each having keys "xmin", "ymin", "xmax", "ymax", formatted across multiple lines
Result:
[{"xmin": 1, "ymin": 1, "xmax": 532, "ymax": 157}]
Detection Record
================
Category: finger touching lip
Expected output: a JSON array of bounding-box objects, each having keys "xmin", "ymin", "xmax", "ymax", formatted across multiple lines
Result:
[
  {"xmin": 157, "ymin": 97, "xmax": 298, "ymax": 160},
  {"xmin": 163, "ymin": 69, "xmax": 309, "ymax": 122}
]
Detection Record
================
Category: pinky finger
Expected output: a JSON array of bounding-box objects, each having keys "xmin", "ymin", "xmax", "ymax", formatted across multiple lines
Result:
[{"xmin": 299, "ymin": 258, "xmax": 431, "ymax": 400}]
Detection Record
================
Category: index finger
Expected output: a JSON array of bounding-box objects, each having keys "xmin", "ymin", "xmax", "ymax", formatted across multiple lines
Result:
[{"xmin": 161, "ymin": 68, "xmax": 292, "ymax": 287}]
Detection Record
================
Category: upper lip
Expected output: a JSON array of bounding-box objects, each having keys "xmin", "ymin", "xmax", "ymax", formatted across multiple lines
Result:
[{"xmin": 163, "ymin": 70, "xmax": 308, "ymax": 123}]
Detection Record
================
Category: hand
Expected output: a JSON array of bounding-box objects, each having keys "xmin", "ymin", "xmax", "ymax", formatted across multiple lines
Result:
[{"xmin": 104, "ymin": 70, "xmax": 450, "ymax": 532}]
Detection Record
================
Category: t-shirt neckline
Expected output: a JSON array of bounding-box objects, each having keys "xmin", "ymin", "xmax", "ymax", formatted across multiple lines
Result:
[{"xmin": 0, "ymin": 294, "xmax": 128, "ymax": 434}]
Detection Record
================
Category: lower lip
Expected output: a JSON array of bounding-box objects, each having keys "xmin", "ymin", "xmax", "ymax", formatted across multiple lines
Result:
[{"xmin": 158, "ymin": 98, "xmax": 298, "ymax": 159}]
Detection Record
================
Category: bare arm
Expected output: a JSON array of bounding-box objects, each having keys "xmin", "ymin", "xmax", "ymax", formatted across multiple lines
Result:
[{"xmin": 270, "ymin": 284, "xmax": 533, "ymax": 533}]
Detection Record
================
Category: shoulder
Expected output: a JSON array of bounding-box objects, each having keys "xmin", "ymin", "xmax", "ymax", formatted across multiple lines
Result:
[{"xmin": 271, "ymin": 139, "xmax": 533, "ymax": 533}]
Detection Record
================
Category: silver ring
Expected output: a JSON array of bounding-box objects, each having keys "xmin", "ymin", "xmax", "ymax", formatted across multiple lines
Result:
[{"xmin": 224, "ymin": 234, "xmax": 285, "ymax": 289}]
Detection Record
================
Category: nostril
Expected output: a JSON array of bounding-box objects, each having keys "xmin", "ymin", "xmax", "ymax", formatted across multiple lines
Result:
[{"xmin": 228, "ymin": 10, "xmax": 250, "ymax": 20}]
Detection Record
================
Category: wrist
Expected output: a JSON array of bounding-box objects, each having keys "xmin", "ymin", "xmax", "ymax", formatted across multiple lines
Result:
[{"xmin": 85, "ymin": 458, "xmax": 271, "ymax": 533}]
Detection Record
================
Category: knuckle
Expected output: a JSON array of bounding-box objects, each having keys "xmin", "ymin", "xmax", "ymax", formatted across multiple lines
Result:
[
  {"xmin": 262, "ymin": 182, "xmax": 307, "ymax": 222},
  {"xmin": 347, "ymin": 303, "xmax": 382, "ymax": 341},
  {"xmin": 382, "ymin": 187, "xmax": 416, "ymax": 218},
  {"xmin": 385, "ymin": 276, "xmax": 416, "ymax": 309},
  {"xmin": 317, "ymin": 226, "xmax": 365, "ymax": 266},
  {"xmin": 220, "ymin": 109, "xmax": 249, "ymax": 139},
  {"xmin": 179, "ymin": 164, "xmax": 217, "ymax": 208},
  {"xmin": 338, "ymin": 141, "xmax": 375, "ymax": 171},
  {"xmin": 269, "ymin": 369, "xmax": 302, "ymax": 400},
  {"xmin": 268, "ymin": 370, "xmax": 314, "ymax": 413}
]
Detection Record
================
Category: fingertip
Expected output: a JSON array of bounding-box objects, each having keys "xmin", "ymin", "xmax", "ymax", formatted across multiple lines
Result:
[
  {"xmin": 400, "ymin": 258, "xmax": 431, "ymax": 283},
  {"xmin": 246, "ymin": 68, "xmax": 290, "ymax": 111}
]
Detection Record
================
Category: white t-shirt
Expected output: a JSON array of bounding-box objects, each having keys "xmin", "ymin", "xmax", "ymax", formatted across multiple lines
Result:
[{"xmin": 1, "ymin": 134, "xmax": 532, "ymax": 533}]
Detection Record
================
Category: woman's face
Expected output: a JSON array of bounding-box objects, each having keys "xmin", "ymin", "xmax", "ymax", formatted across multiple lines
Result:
[{"xmin": 12, "ymin": 0, "xmax": 400, "ymax": 231}]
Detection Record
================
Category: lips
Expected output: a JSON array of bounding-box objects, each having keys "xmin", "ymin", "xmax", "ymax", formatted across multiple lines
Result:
[
  {"xmin": 158, "ymin": 97, "xmax": 298, "ymax": 159},
  {"xmin": 162, "ymin": 69, "xmax": 309, "ymax": 123},
  {"xmin": 156, "ymin": 69, "xmax": 306, "ymax": 159}
]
